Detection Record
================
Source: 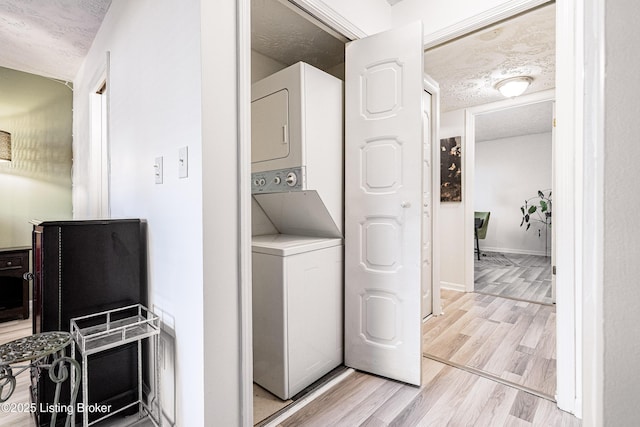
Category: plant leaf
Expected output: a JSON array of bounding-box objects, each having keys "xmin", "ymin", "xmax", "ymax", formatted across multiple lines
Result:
[
  {"xmin": 525, "ymin": 214, "xmax": 530, "ymax": 222},
  {"xmin": 526, "ymin": 223, "xmax": 531, "ymax": 231},
  {"xmin": 528, "ymin": 205, "xmax": 537, "ymax": 214},
  {"xmin": 520, "ymin": 206, "xmax": 525, "ymax": 215},
  {"xmin": 538, "ymin": 190, "xmax": 544, "ymax": 198},
  {"xmin": 520, "ymin": 217, "xmax": 524, "ymax": 227},
  {"xmin": 540, "ymin": 200, "xmax": 548, "ymax": 212}
]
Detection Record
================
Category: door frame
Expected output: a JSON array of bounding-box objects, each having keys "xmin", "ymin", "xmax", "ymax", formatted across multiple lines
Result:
[
  {"xmin": 424, "ymin": 75, "xmax": 442, "ymax": 316},
  {"xmin": 464, "ymin": 88, "xmax": 555, "ymax": 296},
  {"xmin": 236, "ymin": 0, "xmax": 589, "ymax": 423},
  {"xmin": 464, "ymin": 90, "xmax": 568, "ymax": 405}
]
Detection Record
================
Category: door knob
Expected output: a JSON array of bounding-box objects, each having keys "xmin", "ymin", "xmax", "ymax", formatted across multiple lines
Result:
[{"xmin": 401, "ymin": 201, "xmax": 411, "ymax": 208}]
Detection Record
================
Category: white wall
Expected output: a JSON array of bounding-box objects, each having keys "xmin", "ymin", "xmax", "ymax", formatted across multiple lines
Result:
[
  {"xmin": 0, "ymin": 68, "xmax": 72, "ymax": 247},
  {"xmin": 73, "ymin": 0, "xmax": 205, "ymax": 424},
  {"xmin": 439, "ymin": 109, "xmax": 466, "ymax": 289},
  {"xmin": 603, "ymin": 0, "xmax": 640, "ymax": 422},
  {"xmin": 475, "ymin": 132, "xmax": 552, "ymax": 256}
]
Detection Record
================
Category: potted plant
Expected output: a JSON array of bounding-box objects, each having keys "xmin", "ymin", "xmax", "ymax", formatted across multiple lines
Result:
[{"xmin": 520, "ymin": 189, "xmax": 552, "ymax": 256}]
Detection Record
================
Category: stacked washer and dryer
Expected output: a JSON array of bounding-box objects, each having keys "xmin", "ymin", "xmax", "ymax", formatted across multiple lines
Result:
[{"xmin": 251, "ymin": 62, "xmax": 344, "ymax": 400}]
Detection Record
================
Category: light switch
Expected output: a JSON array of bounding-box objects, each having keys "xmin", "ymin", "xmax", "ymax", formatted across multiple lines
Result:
[
  {"xmin": 178, "ymin": 146, "xmax": 188, "ymax": 179},
  {"xmin": 154, "ymin": 156, "xmax": 163, "ymax": 184}
]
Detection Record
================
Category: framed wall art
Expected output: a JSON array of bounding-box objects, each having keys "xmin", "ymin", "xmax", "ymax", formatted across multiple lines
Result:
[{"xmin": 440, "ymin": 136, "xmax": 462, "ymax": 202}]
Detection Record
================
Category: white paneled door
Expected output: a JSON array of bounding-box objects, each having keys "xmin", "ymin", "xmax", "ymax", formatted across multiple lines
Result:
[{"xmin": 344, "ymin": 21, "xmax": 424, "ymax": 386}]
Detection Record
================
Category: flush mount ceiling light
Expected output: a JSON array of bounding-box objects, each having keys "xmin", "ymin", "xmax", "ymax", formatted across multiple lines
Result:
[
  {"xmin": 495, "ymin": 76, "xmax": 533, "ymax": 98},
  {"xmin": 0, "ymin": 131, "xmax": 11, "ymax": 162}
]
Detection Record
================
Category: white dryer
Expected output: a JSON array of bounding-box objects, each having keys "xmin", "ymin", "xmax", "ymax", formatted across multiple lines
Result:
[
  {"xmin": 252, "ymin": 234, "xmax": 343, "ymax": 400},
  {"xmin": 251, "ymin": 61, "xmax": 344, "ymax": 236}
]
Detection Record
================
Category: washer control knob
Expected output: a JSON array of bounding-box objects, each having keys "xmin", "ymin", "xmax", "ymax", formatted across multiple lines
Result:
[
  {"xmin": 285, "ymin": 172, "xmax": 297, "ymax": 187},
  {"xmin": 259, "ymin": 178, "xmax": 266, "ymax": 186},
  {"xmin": 274, "ymin": 176, "xmax": 281, "ymax": 185}
]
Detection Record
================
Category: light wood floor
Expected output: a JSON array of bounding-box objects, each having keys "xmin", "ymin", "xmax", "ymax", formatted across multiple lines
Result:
[
  {"xmin": 5, "ymin": 291, "xmax": 574, "ymax": 426},
  {"xmin": 273, "ymin": 290, "xmax": 577, "ymax": 426},
  {"xmin": 254, "ymin": 383, "xmax": 292, "ymax": 425},
  {"xmin": 475, "ymin": 252, "xmax": 553, "ymax": 305},
  {"xmin": 276, "ymin": 358, "xmax": 577, "ymax": 426},
  {"xmin": 423, "ymin": 290, "xmax": 556, "ymax": 398}
]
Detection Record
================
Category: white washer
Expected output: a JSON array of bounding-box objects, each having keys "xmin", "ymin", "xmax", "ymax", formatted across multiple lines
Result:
[{"xmin": 252, "ymin": 234, "xmax": 343, "ymax": 400}]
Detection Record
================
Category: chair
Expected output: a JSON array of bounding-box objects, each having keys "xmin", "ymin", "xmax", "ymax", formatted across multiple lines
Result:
[{"xmin": 474, "ymin": 211, "xmax": 490, "ymax": 260}]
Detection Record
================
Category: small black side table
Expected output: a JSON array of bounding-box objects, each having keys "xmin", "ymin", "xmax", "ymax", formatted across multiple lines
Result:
[
  {"xmin": 0, "ymin": 246, "xmax": 31, "ymax": 322},
  {"xmin": 0, "ymin": 331, "xmax": 80, "ymax": 427}
]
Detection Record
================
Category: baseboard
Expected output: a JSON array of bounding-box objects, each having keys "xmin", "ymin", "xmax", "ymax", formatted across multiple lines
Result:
[
  {"xmin": 481, "ymin": 246, "xmax": 548, "ymax": 257},
  {"xmin": 440, "ymin": 281, "xmax": 465, "ymax": 292}
]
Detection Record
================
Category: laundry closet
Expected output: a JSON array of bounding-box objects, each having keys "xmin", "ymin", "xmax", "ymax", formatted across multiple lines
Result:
[
  {"xmin": 250, "ymin": 0, "xmax": 439, "ymax": 423},
  {"xmin": 251, "ymin": 61, "xmax": 344, "ymax": 401},
  {"xmin": 250, "ymin": 0, "xmax": 348, "ymax": 417}
]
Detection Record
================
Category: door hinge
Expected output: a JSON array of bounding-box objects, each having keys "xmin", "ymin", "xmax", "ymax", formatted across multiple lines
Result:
[{"xmin": 552, "ymin": 265, "xmax": 557, "ymax": 275}]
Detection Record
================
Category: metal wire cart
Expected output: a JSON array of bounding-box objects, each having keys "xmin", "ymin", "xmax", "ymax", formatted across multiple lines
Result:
[{"xmin": 71, "ymin": 304, "xmax": 162, "ymax": 427}]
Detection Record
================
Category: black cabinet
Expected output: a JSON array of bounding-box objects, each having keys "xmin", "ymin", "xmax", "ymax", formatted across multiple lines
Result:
[
  {"xmin": 31, "ymin": 219, "xmax": 147, "ymax": 426},
  {"xmin": 0, "ymin": 247, "xmax": 30, "ymax": 322}
]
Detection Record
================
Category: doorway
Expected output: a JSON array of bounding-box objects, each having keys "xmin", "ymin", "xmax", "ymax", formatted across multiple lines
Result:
[
  {"xmin": 249, "ymin": 2, "xmax": 439, "ymax": 424},
  {"xmin": 237, "ymin": 0, "xmax": 582, "ymax": 424},
  {"xmin": 250, "ymin": 0, "xmax": 347, "ymax": 424},
  {"xmin": 421, "ymin": 0, "xmax": 561, "ymax": 408},
  {"xmin": 425, "ymin": 92, "xmax": 558, "ymax": 402},
  {"xmin": 473, "ymin": 100, "xmax": 555, "ymax": 305}
]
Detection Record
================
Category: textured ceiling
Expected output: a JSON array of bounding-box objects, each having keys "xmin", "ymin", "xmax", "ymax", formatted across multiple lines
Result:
[
  {"xmin": 0, "ymin": 0, "xmax": 111, "ymax": 81},
  {"xmin": 252, "ymin": 0, "xmax": 345, "ymax": 71},
  {"xmin": 475, "ymin": 101, "xmax": 553, "ymax": 142},
  {"xmin": 253, "ymin": 1, "xmax": 556, "ymax": 140},
  {"xmin": 0, "ymin": 0, "xmax": 554, "ymax": 141},
  {"xmin": 424, "ymin": 3, "xmax": 556, "ymax": 112}
]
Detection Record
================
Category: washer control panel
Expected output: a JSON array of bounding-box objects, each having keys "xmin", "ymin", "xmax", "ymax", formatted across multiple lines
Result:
[{"xmin": 251, "ymin": 167, "xmax": 304, "ymax": 194}]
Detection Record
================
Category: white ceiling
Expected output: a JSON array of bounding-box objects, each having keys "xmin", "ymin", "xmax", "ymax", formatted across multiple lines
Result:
[
  {"xmin": 424, "ymin": 3, "xmax": 556, "ymax": 113},
  {"xmin": 475, "ymin": 101, "xmax": 553, "ymax": 142},
  {"xmin": 252, "ymin": 0, "xmax": 345, "ymax": 71},
  {"xmin": 0, "ymin": 0, "xmax": 111, "ymax": 81}
]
